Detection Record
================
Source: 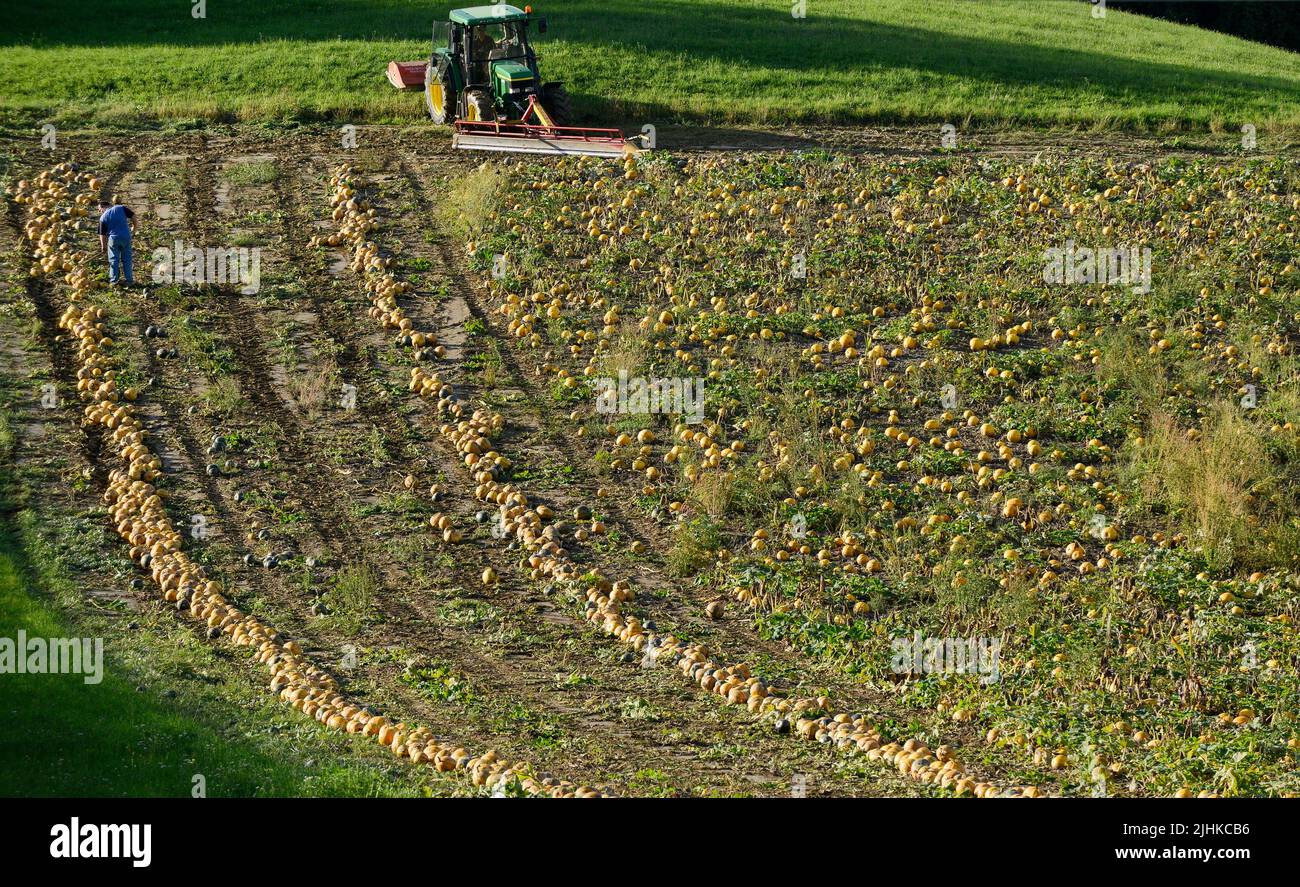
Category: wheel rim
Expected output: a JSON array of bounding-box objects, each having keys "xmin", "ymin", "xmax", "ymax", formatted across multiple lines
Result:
[{"xmin": 427, "ymin": 81, "xmax": 445, "ymax": 121}]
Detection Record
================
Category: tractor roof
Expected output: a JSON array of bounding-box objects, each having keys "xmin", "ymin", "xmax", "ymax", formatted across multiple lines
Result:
[{"xmin": 450, "ymin": 5, "xmax": 529, "ymax": 26}]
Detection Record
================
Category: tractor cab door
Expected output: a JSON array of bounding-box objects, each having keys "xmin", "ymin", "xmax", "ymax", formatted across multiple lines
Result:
[{"xmin": 466, "ymin": 25, "xmax": 499, "ymax": 87}]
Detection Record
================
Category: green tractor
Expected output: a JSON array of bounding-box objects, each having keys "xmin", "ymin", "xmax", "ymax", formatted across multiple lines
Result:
[{"xmin": 387, "ymin": 5, "xmax": 638, "ymax": 157}]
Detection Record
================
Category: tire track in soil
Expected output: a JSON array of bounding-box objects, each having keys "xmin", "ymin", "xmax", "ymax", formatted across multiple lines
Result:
[
  {"xmin": 130, "ymin": 145, "xmax": 426, "ymax": 681},
  {"xmin": 102, "ymin": 148, "xmax": 139, "ymax": 201},
  {"xmin": 182, "ymin": 141, "xmax": 364, "ymax": 556},
  {"xmin": 388, "ymin": 149, "xmax": 1059, "ymax": 793},
  {"xmin": 177, "ymin": 144, "xmax": 486, "ymax": 633},
  {"xmin": 215, "ymin": 140, "xmax": 830, "ymax": 795}
]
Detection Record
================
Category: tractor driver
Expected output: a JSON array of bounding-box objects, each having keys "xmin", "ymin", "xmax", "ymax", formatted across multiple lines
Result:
[{"xmin": 471, "ymin": 26, "xmax": 496, "ymax": 83}]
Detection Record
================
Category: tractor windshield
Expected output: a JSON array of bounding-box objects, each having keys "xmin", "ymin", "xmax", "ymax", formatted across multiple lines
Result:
[{"xmin": 470, "ymin": 21, "xmax": 527, "ymax": 61}]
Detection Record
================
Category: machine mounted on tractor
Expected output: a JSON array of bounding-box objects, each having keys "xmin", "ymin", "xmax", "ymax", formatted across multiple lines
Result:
[{"xmin": 387, "ymin": 4, "xmax": 643, "ymax": 157}]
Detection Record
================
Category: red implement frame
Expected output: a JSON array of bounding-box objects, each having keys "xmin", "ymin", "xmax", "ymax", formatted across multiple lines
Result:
[{"xmin": 452, "ymin": 95, "xmax": 635, "ymax": 156}]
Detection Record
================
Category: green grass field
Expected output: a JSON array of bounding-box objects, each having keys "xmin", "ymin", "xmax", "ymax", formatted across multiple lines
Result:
[{"xmin": 3, "ymin": 0, "xmax": 1300, "ymax": 131}]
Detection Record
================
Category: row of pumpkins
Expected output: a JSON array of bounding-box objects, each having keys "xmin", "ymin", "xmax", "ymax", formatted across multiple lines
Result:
[
  {"xmin": 17, "ymin": 162, "xmax": 597, "ymax": 798},
  {"xmin": 309, "ymin": 177, "xmax": 443, "ymax": 358},
  {"xmin": 325, "ymin": 164, "xmax": 1039, "ymax": 798}
]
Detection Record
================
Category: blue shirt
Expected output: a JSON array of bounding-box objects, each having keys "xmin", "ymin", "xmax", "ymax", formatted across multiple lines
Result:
[{"xmin": 98, "ymin": 205, "xmax": 134, "ymax": 240}]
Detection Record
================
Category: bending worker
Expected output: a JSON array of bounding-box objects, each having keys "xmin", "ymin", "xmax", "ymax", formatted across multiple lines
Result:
[{"xmin": 97, "ymin": 199, "xmax": 136, "ymax": 286}]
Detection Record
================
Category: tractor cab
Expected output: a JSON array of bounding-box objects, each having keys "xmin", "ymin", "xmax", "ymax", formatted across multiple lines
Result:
[
  {"xmin": 449, "ymin": 7, "xmax": 540, "ymax": 102},
  {"xmin": 440, "ymin": 5, "xmax": 547, "ymax": 122}
]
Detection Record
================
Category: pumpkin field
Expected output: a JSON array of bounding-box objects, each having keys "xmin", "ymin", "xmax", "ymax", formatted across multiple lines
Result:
[
  {"xmin": 1, "ymin": 2, "xmax": 1299, "ymax": 806},
  {"xmin": 2, "ymin": 125, "xmax": 1297, "ymax": 800}
]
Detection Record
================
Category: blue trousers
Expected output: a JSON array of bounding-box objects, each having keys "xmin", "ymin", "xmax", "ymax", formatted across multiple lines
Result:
[{"xmin": 107, "ymin": 235, "xmax": 133, "ymax": 284}]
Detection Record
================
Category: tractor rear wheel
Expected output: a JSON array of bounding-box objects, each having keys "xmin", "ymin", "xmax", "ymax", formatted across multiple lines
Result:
[
  {"xmin": 464, "ymin": 89, "xmax": 493, "ymax": 123},
  {"xmin": 425, "ymin": 60, "xmax": 456, "ymax": 124},
  {"xmin": 541, "ymin": 83, "xmax": 574, "ymax": 126}
]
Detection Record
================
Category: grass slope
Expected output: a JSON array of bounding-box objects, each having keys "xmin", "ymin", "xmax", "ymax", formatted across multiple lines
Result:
[{"xmin": 2, "ymin": 0, "xmax": 1299, "ymax": 131}]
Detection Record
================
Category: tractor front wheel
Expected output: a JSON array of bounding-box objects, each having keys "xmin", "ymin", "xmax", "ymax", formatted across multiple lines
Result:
[
  {"xmin": 541, "ymin": 83, "xmax": 573, "ymax": 126},
  {"xmin": 425, "ymin": 60, "xmax": 456, "ymax": 124},
  {"xmin": 464, "ymin": 89, "xmax": 494, "ymax": 123}
]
